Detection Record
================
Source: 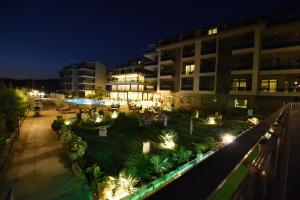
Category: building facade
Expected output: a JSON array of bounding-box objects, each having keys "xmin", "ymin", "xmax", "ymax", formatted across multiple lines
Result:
[
  {"xmin": 104, "ymin": 13, "xmax": 300, "ymax": 114},
  {"xmin": 59, "ymin": 60, "xmax": 106, "ymax": 97}
]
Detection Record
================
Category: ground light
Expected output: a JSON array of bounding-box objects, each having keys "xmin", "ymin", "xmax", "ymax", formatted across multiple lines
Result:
[
  {"xmin": 207, "ymin": 116, "xmax": 216, "ymax": 125},
  {"xmin": 160, "ymin": 134, "xmax": 176, "ymax": 149},
  {"xmin": 248, "ymin": 117, "xmax": 259, "ymax": 125},
  {"xmin": 111, "ymin": 110, "xmax": 118, "ymax": 119},
  {"xmin": 222, "ymin": 134, "xmax": 236, "ymax": 144},
  {"xmin": 95, "ymin": 116, "xmax": 103, "ymax": 123},
  {"xmin": 64, "ymin": 120, "xmax": 71, "ymax": 126}
]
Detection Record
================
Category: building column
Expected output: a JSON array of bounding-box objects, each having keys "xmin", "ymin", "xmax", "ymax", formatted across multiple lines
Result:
[{"xmin": 252, "ymin": 27, "xmax": 262, "ymax": 95}]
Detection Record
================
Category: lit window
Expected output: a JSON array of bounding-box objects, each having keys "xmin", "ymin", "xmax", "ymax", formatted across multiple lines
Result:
[
  {"xmin": 184, "ymin": 64, "xmax": 195, "ymax": 74},
  {"xmin": 180, "ymin": 96, "xmax": 195, "ymax": 104},
  {"xmin": 232, "ymin": 79, "xmax": 247, "ymax": 91},
  {"xmin": 260, "ymin": 79, "xmax": 277, "ymax": 92},
  {"xmin": 131, "ymin": 85, "xmax": 137, "ymax": 91},
  {"xmin": 208, "ymin": 28, "xmax": 218, "ymax": 35},
  {"xmin": 269, "ymin": 79, "xmax": 277, "ymax": 92}
]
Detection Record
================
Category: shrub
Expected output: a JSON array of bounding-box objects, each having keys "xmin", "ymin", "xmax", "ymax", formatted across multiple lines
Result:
[
  {"xmin": 68, "ymin": 136, "xmax": 87, "ymax": 161},
  {"xmin": 51, "ymin": 118, "xmax": 64, "ymax": 131},
  {"xmin": 126, "ymin": 154, "xmax": 154, "ymax": 181},
  {"xmin": 172, "ymin": 148, "xmax": 192, "ymax": 165},
  {"xmin": 151, "ymin": 155, "xmax": 173, "ymax": 175},
  {"xmin": 85, "ymin": 164, "xmax": 103, "ymax": 192}
]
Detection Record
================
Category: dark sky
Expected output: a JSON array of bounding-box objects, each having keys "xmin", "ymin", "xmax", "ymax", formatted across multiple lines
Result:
[{"xmin": 0, "ymin": 0, "xmax": 298, "ymax": 79}]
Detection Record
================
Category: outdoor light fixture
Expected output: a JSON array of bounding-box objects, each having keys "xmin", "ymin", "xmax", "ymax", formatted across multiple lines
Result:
[
  {"xmin": 222, "ymin": 134, "xmax": 236, "ymax": 144},
  {"xmin": 248, "ymin": 117, "xmax": 259, "ymax": 125},
  {"xmin": 111, "ymin": 111, "xmax": 118, "ymax": 119},
  {"xmin": 207, "ymin": 117, "xmax": 216, "ymax": 125},
  {"xmin": 95, "ymin": 116, "xmax": 103, "ymax": 123},
  {"xmin": 64, "ymin": 120, "xmax": 71, "ymax": 126},
  {"xmin": 160, "ymin": 134, "xmax": 176, "ymax": 149}
]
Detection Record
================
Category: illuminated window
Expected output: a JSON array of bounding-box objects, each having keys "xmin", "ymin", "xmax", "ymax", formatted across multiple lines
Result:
[
  {"xmin": 233, "ymin": 98, "xmax": 248, "ymax": 108},
  {"xmin": 208, "ymin": 28, "xmax": 218, "ymax": 35},
  {"xmin": 260, "ymin": 79, "xmax": 277, "ymax": 92},
  {"xmin": 269, "ymin": 79, "xmax": 277, "ymax": 92},
  {"xmin": 139, "ymin": 85, "xmax": 144, "ymax": 91},
  {"xmin": 232, "ymin": 79, "xmax": 247, "ymax": 91},
  {"xmin": 131, "ymin": 85, "xmax": 137, "ymax": 91},
  {"xmin": 112, "ymin": 85, "xmax": 117, "ymax": 91},
  {"xmin": 184, "ymin": 64, "xmax": 195, "ymax": 74}
]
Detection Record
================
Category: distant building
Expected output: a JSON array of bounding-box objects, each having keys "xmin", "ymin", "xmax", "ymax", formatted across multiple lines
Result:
[{"xmin": 59, "ymin": 60, "xmax": 106, "ymax": 97}]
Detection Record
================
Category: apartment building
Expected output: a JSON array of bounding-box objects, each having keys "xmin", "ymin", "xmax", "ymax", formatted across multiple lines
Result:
[
  {"xmin": 106, "ymin": 58, "xmax": 159, "ymax": 101},
  {"xmin": 59, "ymin": 60, "xmax": 106, "ymax": 97},
  {"xmin": 150, "ymin": 12, "xmax": 300, "ymax": 113}
]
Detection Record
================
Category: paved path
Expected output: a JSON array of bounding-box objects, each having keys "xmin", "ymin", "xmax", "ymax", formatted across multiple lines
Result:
[{"xmin": 0, "ymin": 101, "xmax": 87, "ymax": 200}]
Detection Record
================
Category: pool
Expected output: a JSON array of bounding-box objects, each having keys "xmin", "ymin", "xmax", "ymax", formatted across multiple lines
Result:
[{"xmin": 64, "ymin": 99, "xmax": 127, "ymax": 106}]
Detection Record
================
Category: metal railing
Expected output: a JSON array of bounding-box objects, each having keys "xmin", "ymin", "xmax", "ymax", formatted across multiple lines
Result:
[{"xmin": 146, "ymin": 103, "xmax": 291, "ymax": 200}]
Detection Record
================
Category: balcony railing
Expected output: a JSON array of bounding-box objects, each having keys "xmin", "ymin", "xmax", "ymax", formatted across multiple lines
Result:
[
  {"xmin": 145, "ymin": 73, "xmax": 158, "ymax": 78},
  {"xmin": 77, "ymin": 71, "xmax": 95, "ymax": 76},
  {"xmin": 259, "ymin": 87, "xmax": 300, "ymax": 93},
  {"xmin": 262, "ymin": 38, "xmax": 300, "ymax": 50},
  {"xmin": 260, "ymin": 65, "xmax": 300, "ymax": 71},
  {"xmin": 181, "ymin": 85, "xmax": 193, "ymax": 90},
  {"xmin": 232, "ymin": 40, "xmax": 254, "ymax": 50},
  {"xmin": 161, "ymin": 54, "xmax": 176, "ymax": 61},
  {"xmin": 160, "ymin": 84, "xmax": 174, "ymax": 90},
  {"xmin": 144, "ymin": 61, "xmax": 158, "ymax": 66},
  {"xmin": 231, "ymin": 63, "xmax": 253, "ymax": 71},
  {"xmin": 182, "ymin": 50, "xmax": 195, "ymax": 58},
  {"xmin": 230, "ymin": 86, "xmax": 252, "ymax": 91},
  {"xmin": 160, "ymin": 70, "xmax": 175, "ymax": 76},
  {"xmin": 200, "ymin": 66, "xmax": 215, "ymax": 73}
]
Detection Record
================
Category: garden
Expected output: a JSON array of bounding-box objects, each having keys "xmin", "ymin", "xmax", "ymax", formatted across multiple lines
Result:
[{"xmin": 52, "ymin": 106, "xmax": 258, "ymax": 200}]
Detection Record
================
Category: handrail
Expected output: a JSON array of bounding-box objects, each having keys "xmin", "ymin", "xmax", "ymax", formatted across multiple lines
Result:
[{"xmin": 145, "ymin": 104, "xmax": 287, "ymax": 200}]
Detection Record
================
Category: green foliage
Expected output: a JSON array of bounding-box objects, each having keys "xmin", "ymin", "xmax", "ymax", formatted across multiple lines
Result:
[
  {"xmin": 60, "ymin": 128, "xmax": 73, "ymax": 144},
  {"xmin": 109, "ymin": 113, "xmax": 140, "ymax": 137},
  {"xmin": 0, "ymin": 137, "xmax": 6, "ymax": 148},
  {"xmin": 51, "ymin": 118, "xmax": 64, "ymax": 131},
  {"xmin": 68, "ymin": 136, "xmax": 87, "ymax": 161},
  {"xmin": 193, "ymin": 143, "xmax": 209, "ymax": 154},
  {"xmin": 0, "ymin": 88, "xmax": 28, "ymax": 131},
  {"xmin": 85, "ymin": 164, "xmax": 103, "ymax": 192},
  {"xmin": 126, "ymin": 154, "xmax": 154, "ymax": 181},
  {"xmin": 151, "ymin": 155, "xmax": 173, "ymax": 175},
  {"xmin": 172, "ymin": 148, "xmax": 192, "ymax": 165}
]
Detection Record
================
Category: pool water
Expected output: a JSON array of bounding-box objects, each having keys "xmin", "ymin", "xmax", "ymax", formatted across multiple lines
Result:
[{"xmin": 64, "ymin": 99, "xmax": 127, "ymax": 106}]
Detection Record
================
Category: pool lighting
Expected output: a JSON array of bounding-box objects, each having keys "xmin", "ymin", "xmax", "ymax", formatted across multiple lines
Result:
[
  {"xmin": 160, "ymin": 134, "xmax": 176, "ymax": 149},
  {"xmin": 207, "ymin": 117, "xmax": 216, "ymax": 125},
  {"xmin": 222, "ymin": 133, "xmax": 235, "ymax": 144},
  {"xmin": 111, "ymin": 111, "xmax": 118, "ymax": 119}
]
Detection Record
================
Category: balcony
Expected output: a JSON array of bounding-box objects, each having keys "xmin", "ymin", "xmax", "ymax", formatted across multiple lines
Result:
[
  {"xmin": 77, "ymin": 84, "xmax": 95, "ymax": 90},
  {"xmin": 160, "ymin": 70, "xmax": 175, "ymax": 76},
  {"xmin": 201, "ymin": 47, "xmax": 216, "ymax": 55},
  {"xmin": 144, "ymin": 60, "xmax": 158, "ymax": 66},
  {"xmin": 182, "ymin": 49, "xmax": 195, "ymax": 58},
  {"xmin": 145, "ymin": 73, "xmax": 158, "ymax": 79},
  {"xmin": 231, "ymin": 62, "xmax": 253, "ymax": 71},
  {"xmin": 262, "ymin": 38, "xmax": 300, "ymax": 50},
  {"xmin": 199, "ymin": 77, "xmax": 215, "ymax": 91},
  {"xmin": 200, "ymin": 66, "xmax": 215, "ymax": 73},
  {"xmin": 77, "ymin": 71, "xmax": 95, "ymax": 77},
  {"xmin": 232, "ymin": 40, "xmax": 254, "ymax": 50},
  {"xmin": 181, "ymin": 85, "xmax": 193, "ymax": 91},
  {"xmin": 160, "ymin": 84, "xmax": 174, "ymax": 91},
  {"xmin": 161, "ymin": 54, "xmax": 176, "ymax": 61},
  {"xmin": 260, "ymin": 64, "xmax": 300, "ymax": 71}
]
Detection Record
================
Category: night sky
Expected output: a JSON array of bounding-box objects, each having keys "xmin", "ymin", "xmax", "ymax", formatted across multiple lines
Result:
[{"xmin": 0, "ymin": 0, "xmax": 298, "ymax": 79}]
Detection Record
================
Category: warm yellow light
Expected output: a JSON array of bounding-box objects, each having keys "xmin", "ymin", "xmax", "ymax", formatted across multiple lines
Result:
[
  {"xmin": 207, "ymin": 117, "xmax": 216, "ymax": 125},
  {"xmin": 64, "ymin": 120, "xmax": 71, "ymax": 126},
  {"xmin": 111, "ymin": 111, "xmax": 118, "ymax": 119},
  {"xmin": 248, "ymin": 117, "xmax": 259, "ymax": 125},
  {"xmin": 95, "ymin": 116, "xmax": 103, "ymax": 123},
  {"xmin": 160, "ymin": 134, "xmax": 176, "ymax": 149},
  {"xmin": 222, "ymin": 134, "xmax": 235, "ymax": 144}
]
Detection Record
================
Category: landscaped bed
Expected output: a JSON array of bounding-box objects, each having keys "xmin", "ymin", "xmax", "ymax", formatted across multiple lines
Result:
[{"xmin": 52, "ymin": 108, "xmax": 255, "ymax": 200}]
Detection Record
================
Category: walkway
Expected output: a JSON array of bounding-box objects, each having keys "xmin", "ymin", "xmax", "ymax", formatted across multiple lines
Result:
[{"xmin": 0, "ymin": 101, "xmax": 88, "ymax": 200}]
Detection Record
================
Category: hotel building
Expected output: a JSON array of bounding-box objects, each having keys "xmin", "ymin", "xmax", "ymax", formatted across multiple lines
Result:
[
  {"xmin": 59, "ymin": 60, "xmax": 106, "ymax": 97},
  {"xmin": 149, "ymin": 12, "xmax": 300, "ymax": 113}
]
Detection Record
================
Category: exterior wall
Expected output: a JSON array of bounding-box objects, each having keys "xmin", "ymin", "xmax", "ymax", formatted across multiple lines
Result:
[{"xmin": 95, "ymin": 62, "xmax": 107, "ymax": 91}]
